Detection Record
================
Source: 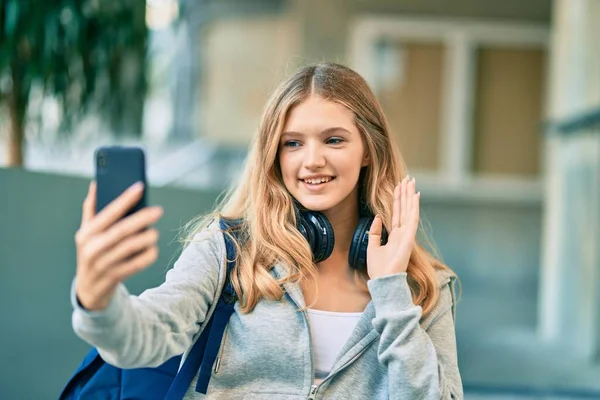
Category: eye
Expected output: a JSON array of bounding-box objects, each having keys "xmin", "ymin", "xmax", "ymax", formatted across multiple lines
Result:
[
  {"xmin": 326, "ymin": 137, "xmax": 344, "ymax": 145},
  {"xmin": 282, "ymin": 140, "xmax": 301, "ymax": 148}
]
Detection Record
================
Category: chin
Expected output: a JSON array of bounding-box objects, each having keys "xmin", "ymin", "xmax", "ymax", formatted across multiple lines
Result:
[{"xmin": 293, "ymin": 195, "xmax": 340, "ymax": 212}]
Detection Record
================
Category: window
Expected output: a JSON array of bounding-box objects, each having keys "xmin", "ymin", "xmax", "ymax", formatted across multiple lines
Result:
[
  {"xmin": 350, "ymin": 18, "xmax": 549, "ymax": 203},
  {"xmin": 472, "ymin": 47, "xmax": 547, "ymax": 177},
  {"xmin": 374, "ymin": 40, "xmax": 445, "ymax": 172}
]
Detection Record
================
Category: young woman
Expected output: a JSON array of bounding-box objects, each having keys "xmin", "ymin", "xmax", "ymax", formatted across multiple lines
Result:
[{"xmin": 72, "ymin": 63, "xmax": 463, "ymax": 399}]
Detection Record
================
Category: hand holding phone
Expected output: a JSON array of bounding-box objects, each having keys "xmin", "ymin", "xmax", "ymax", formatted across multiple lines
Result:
[{"xmin": 74, "ymin": 147, "xmax": 163, "ymax": 311}]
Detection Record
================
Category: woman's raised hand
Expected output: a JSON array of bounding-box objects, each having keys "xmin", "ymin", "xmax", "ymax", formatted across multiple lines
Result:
[
  {"xmin": 366, "ymin": 176, "xmax": 420, "ymax": 279},
  {"xmin": 74, "ymin": 181, "xmax": 163, "ymax": 311}
]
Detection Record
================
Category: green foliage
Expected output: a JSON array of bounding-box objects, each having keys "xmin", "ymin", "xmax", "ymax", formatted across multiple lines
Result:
[{"xmin": 0, "ymin": 0, "xmax": 148, "ymax": 136}]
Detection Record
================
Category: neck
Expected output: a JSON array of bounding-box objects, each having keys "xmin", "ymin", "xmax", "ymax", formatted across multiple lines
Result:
[
  {"xmin": 324, "ymin": 207, "xmax": 358, "ymax": 255},
  {"xmin": 317, "ymin": 192, "xmax": 360, "ymax": 276}
]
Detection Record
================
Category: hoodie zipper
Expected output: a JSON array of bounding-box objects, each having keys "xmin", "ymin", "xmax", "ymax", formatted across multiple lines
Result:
[
  {"xmin": 297, "ymin": 297, "xmax": 318, "ymax": 395},
  {"xmin": 305, "ymin": 335, "xmax": 378, "ymax": 399},
  {"xmin": 283, "ymin": 285, "xmax": 376, "ymax": 400},
  {"xmin": 283, "ymin": 292, "xmax": 318, "ymax": 399},
  {"xmin": 213, "ymin": 325, "xmax": 230, "ymax": 373},
  {"xmin": 301, "ymin": 307, "xmax": 317, "ymax": 399},
  {"xmin": 307, "ymin": 384, "xmax": 318, "ymax": 400}
]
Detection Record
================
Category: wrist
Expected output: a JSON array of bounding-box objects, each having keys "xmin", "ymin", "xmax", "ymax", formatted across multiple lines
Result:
[
  {"xmin": 75, "ymin": 284, "xmax": 113, "ymax": 312},
  {"xmin": 368, "ymin": 268, "xmax": 408, "ymax": 280},
  {"xmin": 367, "ymin": 272, "xmax": 416, "ymax": 311}
]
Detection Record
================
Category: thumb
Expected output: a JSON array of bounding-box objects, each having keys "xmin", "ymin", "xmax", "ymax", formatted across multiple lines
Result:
[{"xmin": 368, "ymin": 215, "xmax": 383, "ymax": 250}]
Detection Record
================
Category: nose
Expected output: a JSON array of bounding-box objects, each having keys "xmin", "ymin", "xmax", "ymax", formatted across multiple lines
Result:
[{"xmin": 303, "ymin": 141, "xmax": 326, "ymax": 170}]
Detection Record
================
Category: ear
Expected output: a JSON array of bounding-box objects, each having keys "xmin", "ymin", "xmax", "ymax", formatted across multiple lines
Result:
[{"xmin": 361, "ymin": 151, "xmax": 371, "ymax": 167}]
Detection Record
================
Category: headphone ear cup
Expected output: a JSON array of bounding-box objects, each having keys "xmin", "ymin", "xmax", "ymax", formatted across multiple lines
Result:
[
  {"xmin": 349, "ymin": 217, "xmax": 389, "ymax": 270},
  {"xmin": 348, "ymin": 217, "xmax": 372, "ymax": 270},
  {"xmin": 297, "ymin": 210, "xmax": 334, "ymax": 263}
]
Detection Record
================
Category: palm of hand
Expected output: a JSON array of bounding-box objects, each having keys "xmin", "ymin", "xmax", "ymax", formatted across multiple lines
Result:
[{"xmin": 366, "ymin": 176, "xmax": 420, "ymax": 279}]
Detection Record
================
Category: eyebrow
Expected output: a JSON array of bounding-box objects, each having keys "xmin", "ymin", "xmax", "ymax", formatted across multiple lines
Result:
[{"xmin": 281, "ymin": 126, "xmax": 352, "ymax": 137}]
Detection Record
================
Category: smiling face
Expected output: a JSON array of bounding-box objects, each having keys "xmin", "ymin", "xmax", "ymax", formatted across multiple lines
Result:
[{"xmin": 278, "ymin": 95, "xmax": 369, "ymax": 214}]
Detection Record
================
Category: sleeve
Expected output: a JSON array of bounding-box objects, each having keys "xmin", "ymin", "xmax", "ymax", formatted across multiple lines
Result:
[
  {"xmin": 367, "ymin": 272, "xmax": 463, "ymax": 399},
  {"xmin": 71, "ymin": 227, "xmax": 224, "ymax": 369}
]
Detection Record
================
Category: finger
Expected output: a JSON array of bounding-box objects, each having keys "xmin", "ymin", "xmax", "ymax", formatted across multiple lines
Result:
[
  {"xmin": 391, "ymin": 183, "xmax": 401, "ymax": 229},
  {"xmin": 105, "ymin": 206, "xmax": 163, "ymax": 243},
  {"xmin": 83, "ymin": 182, "xmax": 145, "ymax": 237},
  {"xmin": 95, "ymin": 228, "xmax": 160, "ymax": 272},
  {"xmin": 368, "ymin": 215, "xmax": 383, "ymax": 250},
  {"xmin": 81, "ymin": 181, "xmax": 97, "ymax": 227},
  {"xmin": 406, "ymin": 177, "xmax": 416, "ymax": 220},
  {"xmin": 110, "ymin": 245, "xmax": 159, "ymax": 282},
  {"xmin": 414, "ymin": 191, "xmax": 421, "ymax": 222},
  {"xmin": 400, "ymin": 176, "xmax": 408, "ymax": 227},
  {"xmin": 408, "ymin": 190, "xmax": 421, "ymax": 234},
  {"xmin": 81, "ymin": 206, "xmax": 163, "ymax": 266}
]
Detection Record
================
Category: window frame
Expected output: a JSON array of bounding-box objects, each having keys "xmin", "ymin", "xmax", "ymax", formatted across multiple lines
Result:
[{"xmin": 349, "ymin": 16, "xmax": 550, "ymax": 204}]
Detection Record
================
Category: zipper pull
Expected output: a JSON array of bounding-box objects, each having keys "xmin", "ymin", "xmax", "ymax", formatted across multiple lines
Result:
[
  {"xmin": 307, "ymin": 384, "xmax": 318, "ymax": 400},
  {"xmin": 213, "ymin": 356, "xmax": 221, "ymax": 373}
]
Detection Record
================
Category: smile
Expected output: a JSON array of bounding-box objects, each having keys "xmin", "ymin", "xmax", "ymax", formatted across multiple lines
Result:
[
  {"xmin": 300, "ymin": 177, "xmax": 335, "ymax": 185},
  {"xmin": 300, "ymin": 177, "xmax": 335, "ymax": 192}
]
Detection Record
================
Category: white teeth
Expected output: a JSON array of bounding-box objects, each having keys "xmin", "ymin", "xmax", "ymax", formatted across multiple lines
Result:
[{"xmin": 303, "ymin": 177, "xmax": 333, "ymax": 184}]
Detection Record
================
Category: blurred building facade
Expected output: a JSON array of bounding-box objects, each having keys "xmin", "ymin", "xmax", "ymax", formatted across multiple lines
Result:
[{"xmin": 1, "ymin": 0, "xmax": 599, "ymax": 398}]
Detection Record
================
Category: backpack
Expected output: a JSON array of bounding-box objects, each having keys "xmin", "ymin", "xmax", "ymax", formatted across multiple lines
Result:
[{"xmin": 59, "ymin": 219, "xmax": 240, "ymax": 399}]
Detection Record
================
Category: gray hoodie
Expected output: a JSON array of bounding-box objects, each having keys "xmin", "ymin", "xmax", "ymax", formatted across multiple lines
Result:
[{"xmin": 72, "ymin": 223, "xmax": 463, "ymax": 399}]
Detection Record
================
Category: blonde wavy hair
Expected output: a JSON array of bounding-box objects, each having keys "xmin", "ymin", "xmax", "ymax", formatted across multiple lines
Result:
[{"xmin": 184, "ymin": 63, "xmax": 454, "ymax": 317}]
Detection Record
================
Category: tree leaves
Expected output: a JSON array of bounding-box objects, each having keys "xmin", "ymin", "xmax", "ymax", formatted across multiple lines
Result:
[
  {"xmin": 3, "ymin": 0, "xmax": 19, "ymax": 37},
  {"xmin": 0, "ymin": 0, "xmax": 149, "ymax": 139}
]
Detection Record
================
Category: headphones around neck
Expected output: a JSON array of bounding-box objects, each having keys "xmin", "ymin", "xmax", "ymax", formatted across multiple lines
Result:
[
  {"xmin": 222, "ymin": 196, "xmax": 388, "ymax": 270},
  {"xmin": 295, "ymin": 200, "xmax": 388, "ymax": 270}
]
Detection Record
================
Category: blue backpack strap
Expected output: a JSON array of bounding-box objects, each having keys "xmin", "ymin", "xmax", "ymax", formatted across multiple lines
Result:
[{"xmin": 164, "ymin": 218, "xmax": 241, "ymax": 398}]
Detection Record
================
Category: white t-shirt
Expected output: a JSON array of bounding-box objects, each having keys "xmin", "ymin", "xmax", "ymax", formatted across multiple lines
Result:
[{"xmin": 306, "ymin": 309, "xmax": 363, "ymax": 383}]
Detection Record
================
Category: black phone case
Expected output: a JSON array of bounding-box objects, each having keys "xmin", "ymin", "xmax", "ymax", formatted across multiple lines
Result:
[{"xmin": 95, "ymin": 146, "xmax": 147, "ymax": 216}]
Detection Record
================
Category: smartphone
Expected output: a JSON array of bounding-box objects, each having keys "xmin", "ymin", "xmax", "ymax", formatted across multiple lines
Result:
[{"xmin": 94, "ymin": 146, "xmax": 147, "ymax": 216}]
